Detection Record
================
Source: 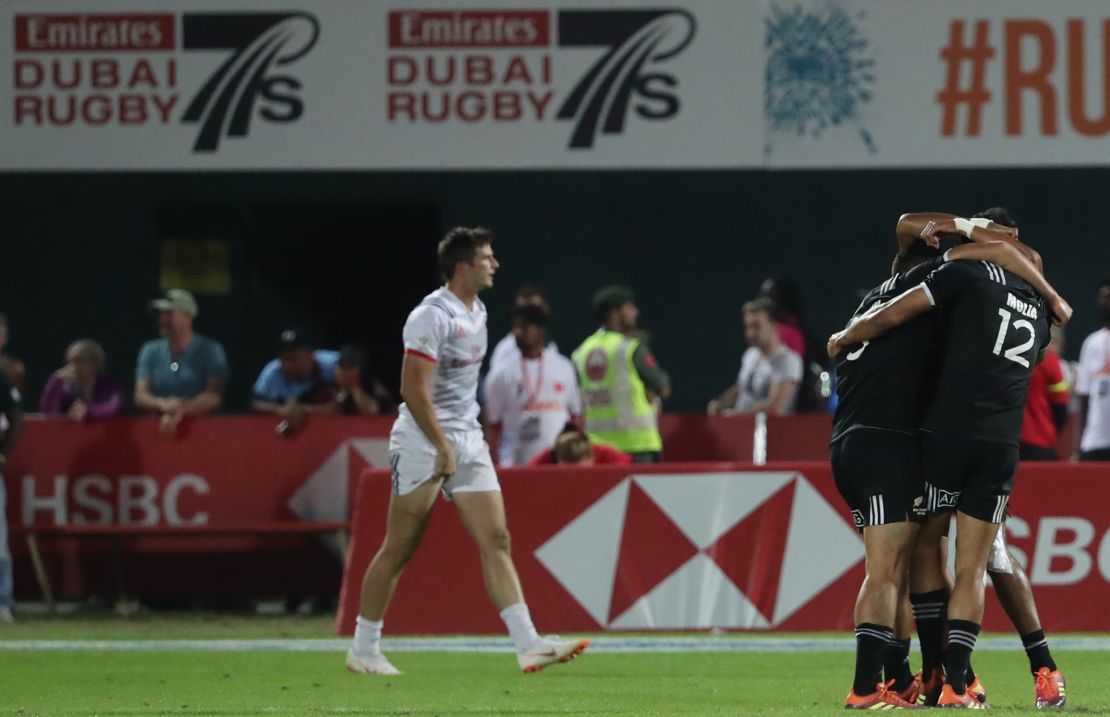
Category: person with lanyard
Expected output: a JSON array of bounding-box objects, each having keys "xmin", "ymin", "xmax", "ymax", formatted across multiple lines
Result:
[
  {"xmin": 484, "ymin": 305, "xmax": 581, "ymax": 466},
  {"xmin": 572, "ymin": 286, "xmax": 670, "ymax": 463}
]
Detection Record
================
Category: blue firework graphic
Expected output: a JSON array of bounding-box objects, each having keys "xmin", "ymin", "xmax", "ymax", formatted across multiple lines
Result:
[{"xmin": 765, "ymin": 4, "xmax": 876, "ymax": 153}]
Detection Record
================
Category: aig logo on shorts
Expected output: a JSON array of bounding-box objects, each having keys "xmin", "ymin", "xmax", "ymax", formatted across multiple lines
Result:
[{"xmin": 926, "ymin": 483, "xmax": 961, "ymax": 511}]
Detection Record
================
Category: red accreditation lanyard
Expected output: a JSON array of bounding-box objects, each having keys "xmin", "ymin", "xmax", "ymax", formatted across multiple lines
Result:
[{"xmin": 520, "ymin": 353, "xmax": 545, "ymax": 410}]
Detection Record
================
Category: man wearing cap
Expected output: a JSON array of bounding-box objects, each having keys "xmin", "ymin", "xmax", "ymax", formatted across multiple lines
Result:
[
  {"xmin": 572, "ymin": 286, "xmax": 670, "ymax": 463},
  {"xmin": 135, "ymin": 289, "xmax": 229, "ymax": 434},
  {"xmin": 251, "ymin": 330, "xmax": 341, "ymax": 434}
]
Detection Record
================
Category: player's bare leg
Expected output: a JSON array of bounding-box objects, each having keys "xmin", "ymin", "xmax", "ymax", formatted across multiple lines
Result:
[
  {"xmin": 360, "ymin": 477, "xmax": 443, "ymax": 619},
  {"xmin": 988, "ymin": 534, "xmax": 1066, "ymax": 707},
  {"xmin": 453, "ymin": 490, "xmax": 523, "ymax": 609},
  {"xmin": 886, "ymin": 574, "xmax": 918, "ymax": 699},
  {"xmin": 453, "ymin": 489, "xmax": 589, "ymax": 672},
  {"xmin": 347, "ymin": 478, "xmax": 443, "ymax": 675},
  {"xmin": 935, "ymin": 511, "xmax": 998, "ymax": 704},
  {"xmin": 847, "ymin": 521, "xmax": 919, "ymax": 706}
]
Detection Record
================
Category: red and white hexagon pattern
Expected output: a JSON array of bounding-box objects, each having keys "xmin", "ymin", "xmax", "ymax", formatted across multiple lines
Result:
[{"xmin": 534, "ymin": 472, "xmax": 864, "ymax": 629}]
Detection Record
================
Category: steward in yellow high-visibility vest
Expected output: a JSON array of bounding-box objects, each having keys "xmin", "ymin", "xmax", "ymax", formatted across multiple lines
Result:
[{"xmin": 571, "ymin": 286, "xmax": 671, "ymax": 463}]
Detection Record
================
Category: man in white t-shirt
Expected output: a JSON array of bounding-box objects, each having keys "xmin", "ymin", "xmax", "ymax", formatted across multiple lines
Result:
[
  {"xmin": 708, "ymin": 298, "xmax": 804, "ymax": 416},
  {"xmin": 487, "ymin": 285, "xmax": 556, "ymax": 378},
  {"xmin": 346, "ymin": 227, "xmax": 588, "ymax": 677},
  {"xmin": 484, "ymin": 305, "xmax": 581, "ymax": 466},
  {"xmin": 1074, "ymin": 279, "xmax": 1110, "ymax": 460}
]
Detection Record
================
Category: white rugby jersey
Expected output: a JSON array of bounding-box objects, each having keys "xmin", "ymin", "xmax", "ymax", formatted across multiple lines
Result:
[
  {"xmin": 1077, "ymin": 327, "xmax": 1110, "ymax": 451},
  {"xmin": 397, "ymin": 287, "xmax": 488, "ymax": 434},
  {"xmin": 484, "ymin": 345, "xmax": 581, "ymax": 465}
]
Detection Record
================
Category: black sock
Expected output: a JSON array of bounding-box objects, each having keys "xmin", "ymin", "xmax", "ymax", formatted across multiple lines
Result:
[
  {"xmin": 1021, "ymin": 630, "xmax": 1057, "ymax": 673},
  {"xmin": 966, "ymin": 662, "xmax": 976, "ymax": 685},
  {"xmin": 910, "ymin": 589, "xmax": 947, "ymax": 682},
  {"xmin": 854, "ymin": 623, "xmax": 894, "ymax": 696},
  {"xmin": 884, "ymin": 638, "xmax": 914, "ymax": 692},
  {"xmin": 944, "ymin": 620, "xmax": 981, "ymax": 694}
]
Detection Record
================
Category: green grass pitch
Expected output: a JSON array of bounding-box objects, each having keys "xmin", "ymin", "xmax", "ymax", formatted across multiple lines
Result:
[{"xmin": 2, "ymin": 618, "xmax": 1109, "ymax": 715}]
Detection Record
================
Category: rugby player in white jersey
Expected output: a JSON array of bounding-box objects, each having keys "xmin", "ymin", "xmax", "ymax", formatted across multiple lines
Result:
[{"xmin": 346, "ymin": 227, "xmax": 589, "ymax": 676}]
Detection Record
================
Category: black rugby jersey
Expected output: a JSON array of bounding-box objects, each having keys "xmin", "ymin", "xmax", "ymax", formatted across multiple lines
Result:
[
  {"xmin": 831, "ymin": 257, "xmax": 943, "ymax": 443},
  {"xmin": 921, "ymin": 260, "xmax": 1050, "ymax": 444}
]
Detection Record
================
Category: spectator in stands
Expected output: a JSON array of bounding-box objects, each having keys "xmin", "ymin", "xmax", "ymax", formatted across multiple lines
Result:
[
  {"xmin": 39, "ymin": 340, "xmax": 125, "ymax": 420},
  {"xmin": 707, "ymin": 298, "xmax": 803, "ymax": 416},
  {"xmin": 135, "ymin": 290, "xmax": 228, "ymax": 434},
  {"xmin": 1074, "ymin": 278, "xmax": 1110, "ymax": 460},
  {"xmin": 488, "ymin": 285, "xmax": 555, "ymax": 376},
  {"xmin": 573, "ymin": 286, "xmax": 670, "ymax": 463},
  {"xmin": 484, "ymin": 305, "xmax": 581, "ymax": 466},
  {"xmin": 528, "ymin": 424, "xmax": 632, "ymax": 465},
  {"xmin": 1019, "ymin": 340, "xmax": 1070, "ymax": 461},
  {"xmin": 0, "ymin": 368, "xmax": 24, "ymax": 623},
  {"xmin": 758, "ymin": 277, "xmax": 806, "ymax": 358},
  {"xmin": 334, "ymin": 344, "xmax": 395, "ymax": 416},
  {"xmin": 0, "ymin": 314, "xmax": 26, "ymax": 396},
  {"xmin": 252, "ymin": 329, "xmax": 339, "ymax": 434}
]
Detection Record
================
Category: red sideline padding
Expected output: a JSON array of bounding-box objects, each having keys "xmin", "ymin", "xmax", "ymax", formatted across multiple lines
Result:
[{"xmin": 338, "ymin": 462, "xmax": 1110, "ymax": 635}]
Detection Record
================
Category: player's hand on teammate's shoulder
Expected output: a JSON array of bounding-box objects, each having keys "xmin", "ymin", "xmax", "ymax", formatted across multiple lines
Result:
[
  {"xmin": 1049, "ymin": 295, "xmax": 1073, "ymax": 326},
  {"xmin": 827, "ymin": 332, "xmax": 847, "ymax": 359}
]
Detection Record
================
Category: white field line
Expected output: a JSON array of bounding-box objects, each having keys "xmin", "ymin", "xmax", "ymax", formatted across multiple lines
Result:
[{"xmin": 1, "ymin": 636, "xmax": 1109, "ymax": 652}]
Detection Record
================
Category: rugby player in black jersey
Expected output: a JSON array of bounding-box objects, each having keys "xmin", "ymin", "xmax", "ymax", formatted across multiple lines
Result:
[
  {"xmin": 829, "ymin": 214, "xmax": 1071, "ymax": 709},
  {"xmin": 830, "ymin": 215, "xmax": 1068, "ymax": 710}
]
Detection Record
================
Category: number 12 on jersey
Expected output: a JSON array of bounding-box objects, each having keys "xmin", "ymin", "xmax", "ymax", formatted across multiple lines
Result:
[{"xmin": 992, "ymin": 308, "xmax": 1036, "ymax": 368}]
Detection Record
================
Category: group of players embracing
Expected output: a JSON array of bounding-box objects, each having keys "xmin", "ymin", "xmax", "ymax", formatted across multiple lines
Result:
[{"xmin": 827, "ymin": 209, "xmax": 1072, "ymax": 710}]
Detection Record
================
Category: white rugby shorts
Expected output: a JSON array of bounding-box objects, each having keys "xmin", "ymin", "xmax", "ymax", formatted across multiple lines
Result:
[{"xmin": 388, "ymin": 426, "xmax": 499, "ymax": 499}]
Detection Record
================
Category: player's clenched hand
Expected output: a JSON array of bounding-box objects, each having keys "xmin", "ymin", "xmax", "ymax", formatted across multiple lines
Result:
[
  {"xmin": 433, "ymin": 443, "xmax": 457, "ymax": 480},
  {"xmin": 918, "ymin": 219, "xmax": 948, "ymax": 249},
  {"xmin": 827, "ymin": 332, "xmax": 847, "ymax": 359},
  {"xmin": 1049, "ymin": 295, "xmax": 1073, "ymax": 326},
  {"xmin": 988, "ymin": 222, "xmax": 1019, "ymax": 240}
]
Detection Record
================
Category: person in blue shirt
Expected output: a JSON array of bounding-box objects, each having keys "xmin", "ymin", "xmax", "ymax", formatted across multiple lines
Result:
[
  {"xmin": 134, "ymin": 289, "xmax": 229, "ymax": 434},
  {"xmin": 251, "ymin": 329, "xmax": 340, "ymax": 434}
]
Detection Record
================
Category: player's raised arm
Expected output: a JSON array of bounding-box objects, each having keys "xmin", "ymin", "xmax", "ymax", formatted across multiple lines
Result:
[
  {"xmin": 899, "ymin": 212, "xmax": 1020, "ymax": 250},
  {"xmin": 945, "ymin": 242, "xmax": 1072, "ymax": 325},
  {"xmin": 827, "ymin": 286, "xmax": 934, "ymax": 358}
]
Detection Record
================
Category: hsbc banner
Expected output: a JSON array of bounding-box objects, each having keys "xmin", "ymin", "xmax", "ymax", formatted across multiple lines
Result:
[
  {"xmin": 0, "ymin": 0, "xmax": 760, "ymax": 170},
  {"xmin": 338, "ymin": 463, "xmax": 1110, "ymax": 634},
  {"xmin": 5, "ymin": 416, "xmax": 394, "ymax": 530}
]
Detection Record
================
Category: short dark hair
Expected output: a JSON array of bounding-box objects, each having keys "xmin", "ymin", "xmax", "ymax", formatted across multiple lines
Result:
[
  {"xmin": 512, "ymin": 304, "xmax": 548, "ymax": 329},
  {"xmin": 742, "ymin": 297, "xmax": 775, "ymax": 319},
  {"xmin": 516, "ymin": 284, "xmax": 546, "ymax": 302},
  {"xmin": 891, "ymin": 242, "xmax": 941, "ymax": 276},
  {"xmin": 972, "ymin": 207, "xmax": 1018, "ymax": 228},
  {"xmin": 437, "ymin": 226, "xmax": 493, "ymax": 280}
]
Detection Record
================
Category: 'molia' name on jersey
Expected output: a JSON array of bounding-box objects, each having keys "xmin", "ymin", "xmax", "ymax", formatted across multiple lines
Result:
[{"xmin": 1005, "ymin": 292, "xmax": 1038, "ymax": 320}]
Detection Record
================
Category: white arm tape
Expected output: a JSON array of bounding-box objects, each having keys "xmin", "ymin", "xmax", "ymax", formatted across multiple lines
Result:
[{"xmin": 953, "ymin": 217, "xmax": 974, "ymax": 237}]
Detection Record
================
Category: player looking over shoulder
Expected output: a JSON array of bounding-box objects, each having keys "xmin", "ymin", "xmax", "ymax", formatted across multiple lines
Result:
[{"xmin": 345, "ymin": 227, "xmax": 589, "ymax": 676}]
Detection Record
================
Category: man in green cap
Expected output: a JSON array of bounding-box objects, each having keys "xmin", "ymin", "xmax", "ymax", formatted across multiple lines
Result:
[
  {"xmin": 135, "ymin": 289, "xmax": 229, "ymax": 434},
  {"xmin": 572, "ymin": 286, "xmax": 670, "ymax": 463}
]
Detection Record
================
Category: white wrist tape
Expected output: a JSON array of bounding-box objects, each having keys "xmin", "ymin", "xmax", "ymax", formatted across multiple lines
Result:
[
  {"xmin": 953, "ymin": 217, "xmax": 974, "ymax": 237},
  {"xmin": 969, "ymin": 217, "xmax": 992, "ymax": 230}
]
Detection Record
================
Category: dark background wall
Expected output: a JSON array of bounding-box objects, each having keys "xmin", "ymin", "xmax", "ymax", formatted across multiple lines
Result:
[{"xmin": 1, "ymin": 170, "xmax": 1104, "ymax": 413}]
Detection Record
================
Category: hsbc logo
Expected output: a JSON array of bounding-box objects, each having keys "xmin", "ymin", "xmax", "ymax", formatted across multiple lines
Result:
[{"xmin": 535, "ymin": 471, "xmax": 864, "ymax": 629}]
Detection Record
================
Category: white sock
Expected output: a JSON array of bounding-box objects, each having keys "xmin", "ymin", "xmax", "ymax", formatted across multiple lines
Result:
[
  {"xmin": 353, "ymin": 616, "xmax": 383, "ymax": 655},
  {"xmin": 500, "ymin": 602, "xmax": 542, "ymax": 653}
]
